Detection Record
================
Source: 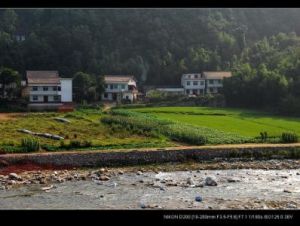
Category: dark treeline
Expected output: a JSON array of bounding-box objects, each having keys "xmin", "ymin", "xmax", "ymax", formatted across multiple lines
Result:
[{"xmin": 1, "ymin": 8, "xmax": 300, "ymax": 111}]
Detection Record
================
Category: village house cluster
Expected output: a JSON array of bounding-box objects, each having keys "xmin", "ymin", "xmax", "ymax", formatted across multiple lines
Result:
[{"xmin": 0, "ymin": 70, "xmax": 232, "ymax": 110}]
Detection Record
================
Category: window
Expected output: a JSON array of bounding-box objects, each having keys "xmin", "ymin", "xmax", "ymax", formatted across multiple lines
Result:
[
  {"xmin": 32, "ymin": 96, "xmax": 38, "ymax": 101},
  {"xmin": 209, "ymin": 88, "xmax": 214, "ymax": 93},
  {"xmin": 53, "ymin": 86, "xmax": 57, "ymax": 91},
  {"xmin": 113, "ymin": 84, "xmax": 118, "ymax": 89},
  {"xmin": 121, "ymin": 84, "xmax": 126, "ymax": 90},
  {"xmin": 186, "ymin": 81, "xmax": 191, "ymax": 86},
  {"xmin": 104, "ymin": 93, "xmax": 108, "ymax": 98},
  {"xmin": 58, "ymin": 86, "xmax": 61, "ymax": 91},
  {"xmin": 194, "ymin": 74, "xmax": 198, "ymax": 79},
  {"xmin": 32, "ymin": 86, "xmax": 38, "ymax": 91},
  {"xmin": 43, "ymin": 86, "xmax": 48, "ymax": 91},
  {"xmin": 209, "ymin": 80, "xmax": 214, "ymax": 85},
  {"xmin": 200, "ymin": 81, "xmax": 204, "ymax": 86},
  {"xmin": 125, "ymin": 95, "xmax": 129, "ymax": 100},
  {"xmin": 105, "ymin": 84, "xmax": 108, "ymax": 89},
  {"xmin": 193, "ymin": 81, "xmax": 198, "ymax": 86},
  {"xmin": 53, "ymin": 95, "xmax": 61, "ymax": 102},
  {"xmin": 110, "ymin": 84, "xmax": 113, "ymax": 90},
  {"xmin": 218, "ymin": 80, "xmax": 222, "ymax": 84}
]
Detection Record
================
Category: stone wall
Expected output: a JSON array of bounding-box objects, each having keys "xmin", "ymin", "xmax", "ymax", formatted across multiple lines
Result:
[{"xmin": 0, "ymin": 145, "xmax": 299, "ymax": 168}]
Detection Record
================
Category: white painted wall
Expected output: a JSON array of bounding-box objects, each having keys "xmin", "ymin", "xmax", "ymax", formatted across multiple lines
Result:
[{"xmin": 60, "ymin": 78, "xmax": 73, "ymax": 102}]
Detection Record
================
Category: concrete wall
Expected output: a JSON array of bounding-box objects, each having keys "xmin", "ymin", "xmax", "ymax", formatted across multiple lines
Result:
[{"xmin": 60, "ymin": 79, "xmax": 73, "ymax": 102}]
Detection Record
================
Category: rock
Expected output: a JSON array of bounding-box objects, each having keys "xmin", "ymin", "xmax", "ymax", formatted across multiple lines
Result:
[
  {"xmin": 166, "ymin": 181, "xmax": 177, "ymax": 186},
  {"xmin": 138, "ymin": 179, "xmax": 144, "ymax": 183},
  {"xmin": 99, "ymin": 168, "xmax": 107, "ymax": 174},
  {"xmin": 54, "ymin": 117, "xmax": 70, "ymax": 123},
  {"xmin": 287, "ymin": 203, "xmax": 297, "ymax": 209},
  {"xmin": 9, "ymin": 173, "xmax": 22, "ymax": 181},
  {"xmin": 205, "ymin": 177, "xmax": 217, "ymax": 186},
  {"xmin": 227, "ymin": 178, "xmax": 240, "ymax": 183},
  {"xmin": 136, "ymin": 171, "xmax": 143, "ymax": 175},
  {"xmin": 118, "ymin": 170, "xmax": 124, "ymax": 175},
  {"xmin": 99, "ymin": 175, "xmax": 110, "ymax": 181},
  {"xmin": 296, "ymin": 172, "xmax": 300, "ymax": 175},
  {"xmin": 8, "ymin": 180, "xmax": 16, "ymax": 185},
  {"xmin": 186, "ymin": 177, "xmax": 195, "ymax": 186},
  {"xmin": 195, "ymin": 196, "xmax": 203, "ymax": 202},
  {"xmin": 41, "ymin": 185, "xmax": 54, "ymax": 191},
  {"xmin": 140, "ymin": 203, "xmax": 146, "ymax": 209},
  {"xmin": 283, "ymin": 189, "xmax": 292, "ymax": 193},
  {"xmin": 0, "ymin": 160, "xmax": 9, "ymax": 167},
  {"xmin": 195, "ymin": 183, "xmax": 204, "ymax": 188}
]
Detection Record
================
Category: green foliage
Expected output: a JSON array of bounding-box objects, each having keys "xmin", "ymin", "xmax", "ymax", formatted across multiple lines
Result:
[
  {"xmin": 281, "ymin": 132, "xmax": 298, "ymax": 143},
  {"xmin": 260, "ymin": 131, "xmax": 268, "ymax": 142},
  {"xmin": 21, "ymin": 137, "xmax": 40, "ymax": 152},
  {"xmin": 102, "ymin": 109, "xmax": 249, "ymax": 145}
]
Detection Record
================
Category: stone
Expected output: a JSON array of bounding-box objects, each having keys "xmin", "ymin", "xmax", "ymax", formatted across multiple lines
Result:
[
  {"xmin": 195, "ymin": 196, "xmax": 203, "ymax": 202},
  {"xmin": 136, "ymin": 171, "xmax": 143, "ymax": 175},
  {"xmin": 283, "ymin": 189, "xmax": 292, "ymax": 193},
  {"xmin": 118, "ymin": 170, "xmax": 124, "ymax": 175},
  {"xmin": 9, "ymin": 173, "xmax": 22, "ymax": 181},
  {"xmin": 8, "ymin": 180, "xmax": 16, "ymax": 185},
  {"xmin": 205, "ymin": 177, "xmax": 217, "ymax": 186},
  {"xmin": 99, "ymin": 175, "xmax": 110, "ymax": 181},
  {"xmin": 227, "ymin": 178, "xmax": 240, "ymax": 183},
  {"xmin": 287, "ymin": 203, "xmax": 297, "ymax": 209},
  {"xmin": 41, "ymin": 185, "xmax": 54, "ymax": 191},
  {"xmin": 186, "ymin": 177, "xmax": 195, "ymax": 186},
  {"xmin": 54, "ymin": 117, "xmax": 70, "ymax": 123},
  {"xmin": 0, "ymin": 160, "xmax": 9, "ymax": 167},
  {"xmin": 195, "ymin": 183, "xmax": 204, "ymax": 188},
  {"xmin": 99, "ymin": 168, "xmax": 107, "ymax": 174},
  {"xmin": 140, "ymin": 203, "xmax": 146, "ymax": 209},
  {"xmin": 296, "ymin": 172, "xmax": 300, "ymax": 175}
]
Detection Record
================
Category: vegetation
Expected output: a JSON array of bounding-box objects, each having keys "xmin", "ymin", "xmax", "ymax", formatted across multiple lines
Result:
[
  {"xmin": 281, "ymin": 132, "xmax": 298, "ymax": 143},
  {"xmin": 131, "ymin": 107, "xmax": 300, "ymax": 138},
  {"xmin": 21, "ymin": 137, "xmax": 40, "ymax": 152},
  {"xmin": 102, "ymin": 109, "xmax": 250, "ymax": 145},
  {"xmin": 0, "ymin": 108, "xmax": 173, "ymax": 153}
]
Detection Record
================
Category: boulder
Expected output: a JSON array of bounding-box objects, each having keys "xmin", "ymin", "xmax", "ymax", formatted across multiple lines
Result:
[
  {"xmin": 205, "ymin": 177, "xmax": 218, "ymax": 186},
  {"xmin": 54, "ymin": 117, "xmax": 70, "ymax": 123},
  {"xmin": 9, "ymin": 173, "xmax": 22, "ymax": 181}
]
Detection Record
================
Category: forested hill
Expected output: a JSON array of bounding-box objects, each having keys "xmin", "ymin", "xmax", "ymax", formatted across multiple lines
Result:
[{"xmin": 1, "ymin": 8, "xmax": 300, "ymax": 86}]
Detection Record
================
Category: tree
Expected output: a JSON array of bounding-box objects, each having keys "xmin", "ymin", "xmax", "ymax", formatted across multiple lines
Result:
[
  {"xmin": 0, "ymin": 67, "xmax": 20, "ymax": 99},
  {"xmin": 73, "ymin": 72, "xmax": 94, "ymax": 103}
]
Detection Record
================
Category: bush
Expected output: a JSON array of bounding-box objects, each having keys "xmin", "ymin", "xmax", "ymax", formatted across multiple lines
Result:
[
  {"xmin": 281, "ymin": 132, "xmax": 298, "ymax": 143},
  {"xmin": 69, "ymin": 140, "xmax": 81, "ymax": 148},
  {"xmin": 21, "ymin": 137, "xmax": 40, "ymax": 152},
  {"xmin": 260, "ymin": 131, "xmax": 268, "ymax": 141},
  {"xmin": 81, "ymin": 140, "xmax": 92, "ymax": 147}
]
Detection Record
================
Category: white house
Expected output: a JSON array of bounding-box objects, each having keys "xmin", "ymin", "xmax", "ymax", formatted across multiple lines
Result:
[
  {"xmin": 181, "ymin": 73, "xmax": 206, "ymax": 95},
  {"xmin": 22, "ymin": 71, "xmax": 73, "ymax": 110},
  {"xmin": 181, "ymin": 71, "xmax": 232, "ymax": 96},
  {"xmin": 102, "ymin": 75, "xmax": 138, "ymax": 103}
]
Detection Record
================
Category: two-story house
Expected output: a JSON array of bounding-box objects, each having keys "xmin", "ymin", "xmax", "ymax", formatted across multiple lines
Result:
[
  {"xmin": 22, "ymin": 71, "xmax": 73, "ymax": 110},
  {"xmin": 181, "ymin": 73, "xmax": 206, "ymax": 95},
  {"xmin": 181, "ymin": 71, "xmax": 232, "ymax": 96},
  {"xmin": 203, "ymin": 71, "xmax": 232, "ymax": 94},
  {"xmin": 102, "ymin": 75, "xmax": 138, "ymax": 102}
]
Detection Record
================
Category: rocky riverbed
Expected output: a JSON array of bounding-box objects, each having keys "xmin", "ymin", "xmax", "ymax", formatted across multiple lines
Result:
[{"xmin": 0, "ymin": 159, "xmax": 300, "ymax": 209}]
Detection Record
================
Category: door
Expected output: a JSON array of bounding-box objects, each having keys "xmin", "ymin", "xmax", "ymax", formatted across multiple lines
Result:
[{"xmin": 44, "ymin": 96, "xmax": 48, "ymax": 103}]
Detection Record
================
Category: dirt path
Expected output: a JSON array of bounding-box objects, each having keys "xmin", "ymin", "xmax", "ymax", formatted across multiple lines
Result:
[{"xmin": 0, "ymin": 113, "xmax": 21, "ymax": 121}]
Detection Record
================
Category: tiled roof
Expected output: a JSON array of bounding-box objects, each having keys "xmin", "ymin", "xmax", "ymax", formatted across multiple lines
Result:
[
  {"xmin": 104, "ymin": 75, "xmax": 135, "ymax": 83},
  {"xmin": 203, "ymin": 71, "xmax": 232, "ymax": 79},
  {"xmin": 26, "ymin": 71, "xmax": 60, "ymax": 84}
]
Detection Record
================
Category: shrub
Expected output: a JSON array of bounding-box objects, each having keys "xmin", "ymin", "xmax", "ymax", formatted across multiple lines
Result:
[
  {"xmin": 82, "ymin": 140, "xmax": 92, "ymax": 147},
  {"xmin": 260, "ymin": 131, "xmax": 268, "ymax": 141},
  {"xmin": 21, "ymin": 137, "xmax": 40, "ymax": 152},
  {"xmin": 281, "ymin": 132, "xmax": 298, "ymax": 143},
  {"xmin": 69, "ymin": 140, "xmax": 81, "ymax": 148}
]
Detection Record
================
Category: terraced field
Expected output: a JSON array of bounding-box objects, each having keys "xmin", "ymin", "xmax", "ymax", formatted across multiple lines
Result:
[{"xmin": 131, "ymin": 107, "xmax": 300, "ymax": 137}]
